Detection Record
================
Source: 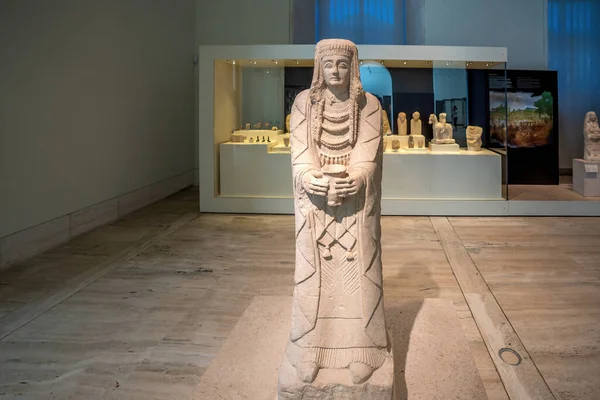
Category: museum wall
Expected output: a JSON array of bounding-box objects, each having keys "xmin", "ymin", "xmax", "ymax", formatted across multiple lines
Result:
[
  {"xmin": 294, "ymin": 0, "xmax": 547, "ymax": 70},
  {"xmin": 0, "ymin": 0, "xmax": 196, "ymax": 238},
  {"xmin": 194, "ymin": 0, "xmax": 292, "ymax": 186},
  {"xmin": 413, "ymin": 0, "xmax": 548, "ymax": 70}
]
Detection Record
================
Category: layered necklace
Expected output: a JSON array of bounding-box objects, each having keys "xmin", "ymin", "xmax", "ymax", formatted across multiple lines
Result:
[{"xmin": 317, "ymin": 90, "xmax": 354, "ymax": 166}]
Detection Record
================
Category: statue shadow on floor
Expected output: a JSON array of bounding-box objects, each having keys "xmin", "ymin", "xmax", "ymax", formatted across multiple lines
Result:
[{"xmin": 384, "ymin": 264, "xmax": 437, "ymax": 400}]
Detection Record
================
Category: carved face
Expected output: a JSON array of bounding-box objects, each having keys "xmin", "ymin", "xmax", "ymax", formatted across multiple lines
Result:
[
  {"xmin": 412, "ymin": 111, "xmax": 420, "ymax": 121},
  {"xmin": 321, "ymin": 55, "xmax": 351, "ymax": 90},
  {"xmin": 399, "ymin": 112, "xmax": 406, "ymax": 122}
]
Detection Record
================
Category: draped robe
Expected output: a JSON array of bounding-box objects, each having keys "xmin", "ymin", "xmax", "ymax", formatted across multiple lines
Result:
[{"xmin": 288, "ymin": 89, "xmax": 387, "ymax": 357}]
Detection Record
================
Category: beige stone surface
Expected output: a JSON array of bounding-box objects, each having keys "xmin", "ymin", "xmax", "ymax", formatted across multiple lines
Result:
[
  {"xmin": 194, "ymin": 296, "xmax": 487, "ymax": 400},
  {"xmin": 387, "ymin": 298, "xmax": 488, "ymax": 400},
  {"xmin": 8, "ymin": 191, "xmax": 600, "ymax": 400},
  {"xmin": 192, "ymin": 296, "xmax": 290, "ymax": 399}
]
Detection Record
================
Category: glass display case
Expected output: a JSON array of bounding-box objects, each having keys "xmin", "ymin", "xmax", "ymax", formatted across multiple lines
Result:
[{"xmin": 198, "ymin": 45, "xmax": 509, "ymax": 215}]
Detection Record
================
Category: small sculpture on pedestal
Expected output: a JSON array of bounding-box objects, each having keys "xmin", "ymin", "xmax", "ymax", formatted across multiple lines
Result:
[
  {"xmin": 410, "ymin": 111, "xmax": 422, "ymax": 136},
  {"xmin": 397, "ymin": 112, "xmax": 407, "ymax": 136},
  {"xmin": 584, "ymin": 111, "xmax": 600, "ymax": 161},
  {"xmin": 408, "ymin": 111, "xmax": 426, "ymax": 150},
  {"xmin": 279, "ymin": 38, "xmax": 393, "ymax": 399},
  {"xmin": 466, "ymin": 126, "xmax": 483, "ymax": 151},
  {"xmin": 382, "ymin": 109, "xmax": 392, "ymax": 135},
  {"xmin": 392, "ymin": 138, "xmax": 400, "ymax": 151},
  {"xmin": 429, "ymin": 113, "xmax": 456, "ymax": 144}
]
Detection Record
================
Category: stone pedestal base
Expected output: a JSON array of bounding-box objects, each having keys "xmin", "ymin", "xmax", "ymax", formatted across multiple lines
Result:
[
  {"xmin": 277, "ymin": 345, "xmax": 394, "ymax": 400},
  {"xmin": 573, "ymin": 158, "xmax": 600, "ymax": 196},
  {"xmin": 430, "ymin": 143, "xmax": 460, "ymax": 153},
  {"xmin": 398, "ymin": 135, "xmax": 409, "ymax": 149},
  {"xmin": 404, "ymin": 147, "xmax": 427, "ymax": 153}
]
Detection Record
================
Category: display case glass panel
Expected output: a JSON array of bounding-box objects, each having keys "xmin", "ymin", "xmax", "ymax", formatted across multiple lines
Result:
[
  {"xmin": 212, "ymin": 58, "xmax": 507, "ymax": 200},
  {"xmin": 198, "ymin": 45, "xmax": 510, "ymax": 214}
]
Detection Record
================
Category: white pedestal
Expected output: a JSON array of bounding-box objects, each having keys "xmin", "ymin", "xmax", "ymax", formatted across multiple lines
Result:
[
  {"xmin": 383, "ymin": 149, "xmax": 502, "ymax": 199},
  {"xmin": 573, "ymin": 159, "xmax": 600, "ymax": 197},
  {"xmin": 270, "ymin": 145, "xmax": 291, "ymax": 153},
  {"xmin": 430, "ymin": 143, "xmax": 460, "ymax": 153},
  {"xmin": 219, "ymin": 146, "xmax": 502, "ymax": 200},
  {"xmin": 398, "ymin": 135, "xmax": 409, "ymax": 149},
  {"xmin": 220, "ymin": 142, "xmax": 292, "ymax": 197}
]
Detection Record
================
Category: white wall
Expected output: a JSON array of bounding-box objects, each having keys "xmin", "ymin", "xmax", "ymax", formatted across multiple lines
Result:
[
  {"xmin": 195, "ymin": 0, "xmax": 291, "ymax": 46},
  {"xmin": 194, "ymin": 0, "xmax": 291, "ymax": 186},
  {"xmin": 407, "ymin": 0, "xmax": 547, "ymax": 70},
  {"xmin": 0, "ymin": 0, "xmax": 196, "ymax": 238}
]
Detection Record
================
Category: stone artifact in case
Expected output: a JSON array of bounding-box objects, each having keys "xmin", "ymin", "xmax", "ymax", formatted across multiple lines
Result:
[
  {"xmin": 584, "ymin": 111, "xmax": 600, "ymax": 161},
  {"xmin": 429, "ymin": 113, "xmax": 456, "ymax": 145},
  {"xmin": 466, "ymin": 125, "xmax": 483, "ymax": 151},
  {"xmin": 397, "ymin": 112, "xmax": 407, "ymax": 136},
  {"xmin": 410, "ymin": 111, "xmax": 422, "ymax": 136},
  {"xmin": 382, "ymin": 109, "xmax": 392, "ymax": 135}
]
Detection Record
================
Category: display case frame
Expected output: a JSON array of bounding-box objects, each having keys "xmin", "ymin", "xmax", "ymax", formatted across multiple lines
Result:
[{"xmin": 198, "ymin": 44, "xmax": 600, "ymax": 216}]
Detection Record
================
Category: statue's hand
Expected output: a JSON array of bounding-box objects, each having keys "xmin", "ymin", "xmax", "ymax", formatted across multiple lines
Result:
[
  {"xmin": 302, "ymin": 169, "xmax": 328, "ymax": 197},
  {"xmin": 335, "ymin": 171, "xmax": 364, "ymax": 197}
]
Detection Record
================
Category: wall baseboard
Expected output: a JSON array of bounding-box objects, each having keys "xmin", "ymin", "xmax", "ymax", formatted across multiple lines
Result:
[
  {"xmin": 559, "ymin": 168, "xmax": 573, "ymax": 176},
  {"xmin": 0, "ymin": 169, "xmax": 195, "ymax": 271}
]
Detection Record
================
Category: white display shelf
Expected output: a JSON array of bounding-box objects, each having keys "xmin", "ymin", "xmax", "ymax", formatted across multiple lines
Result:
[{"xmin": 219, "ymin": 145, "xmax": 502, "ymax": 200}]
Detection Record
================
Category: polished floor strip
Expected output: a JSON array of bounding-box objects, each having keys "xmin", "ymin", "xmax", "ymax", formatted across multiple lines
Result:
[{"xmin": 431, "ymin": 216, "xmax": 556, "ymax": 400}]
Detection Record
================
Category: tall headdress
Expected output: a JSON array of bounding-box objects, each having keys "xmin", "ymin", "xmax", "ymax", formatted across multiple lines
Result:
[{"xmin": 309, "ymin": 39, "xmax": 365, "ymax": 146}]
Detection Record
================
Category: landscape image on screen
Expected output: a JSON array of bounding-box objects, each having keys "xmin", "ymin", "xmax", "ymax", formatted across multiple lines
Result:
[{"xmin": 490, "ymin": 91, "xmax": 554, "ymax": 148}]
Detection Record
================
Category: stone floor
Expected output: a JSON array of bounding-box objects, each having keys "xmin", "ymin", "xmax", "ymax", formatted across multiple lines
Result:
[{"xmin": 1, "ymin": 187, "xmax": 599, "ymax": 399}]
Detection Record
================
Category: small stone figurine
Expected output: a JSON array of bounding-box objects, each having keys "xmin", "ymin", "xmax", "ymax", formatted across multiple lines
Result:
[
  {"xmin": 256, "ymin": 136, "xmax": 260, "ymax": 142},
  {"xmin": 397, "ymin": 112, "xmax": 407, "ymax": 136},
  {"xmin": 410, "ymin": 111, "xmax": 422, "ymax": 136},
  {"xmin": 262, "ymin": 136, "xmax": 266, "ymax": 142},
  {"xmin": 466, "ymin": 126, "xmax": 483, "ymax": 151},
  {"xmin": 429, "ymin": 113, "xmax": 456, "ymax": 144},
  {"xmin": 584, "ymin": 111, "xmax": 600, "ymax": 161}
]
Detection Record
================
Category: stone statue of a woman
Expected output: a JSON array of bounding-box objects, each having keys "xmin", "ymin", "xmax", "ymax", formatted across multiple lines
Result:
[
  {"xmin": 584, "ymin": 111, "xmax": 600, "ymax": 161},
  {"xmin": 279, "ymin": 39, "xmax": 392, "ymax": 398}
]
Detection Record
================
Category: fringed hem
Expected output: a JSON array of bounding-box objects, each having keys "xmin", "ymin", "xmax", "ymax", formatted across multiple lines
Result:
[{"xmin": 300, "ymin": 347, "xmax": 387, "ymax": 369}]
